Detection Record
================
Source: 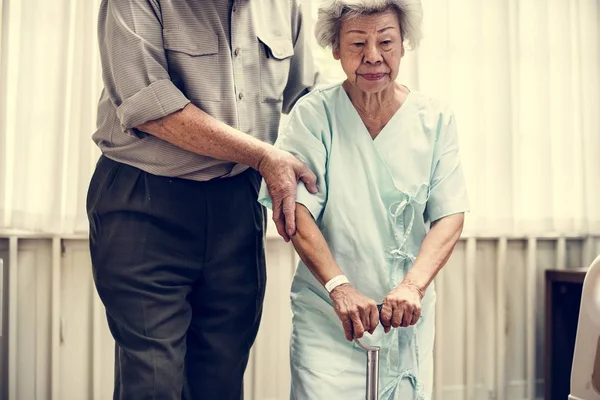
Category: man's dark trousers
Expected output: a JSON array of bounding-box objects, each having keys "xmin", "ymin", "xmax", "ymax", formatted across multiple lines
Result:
[{"xmin": 87, "ymin": 155, "xmax": 267, "ymax": 400}]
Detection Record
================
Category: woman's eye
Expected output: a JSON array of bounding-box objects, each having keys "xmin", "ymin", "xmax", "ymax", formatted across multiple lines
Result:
[
  {"xmin": 381, "ymin": 40, "xmax": 392, "ymax": 46},
  {"xmin": 353, "ymin": 42, "xmax": 364, "ymax": 47}
]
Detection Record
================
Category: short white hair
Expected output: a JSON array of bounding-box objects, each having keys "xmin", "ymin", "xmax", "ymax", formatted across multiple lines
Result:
[{"xmin": 314, "ymin": 0, "xmax": 423, "ymax": 51}]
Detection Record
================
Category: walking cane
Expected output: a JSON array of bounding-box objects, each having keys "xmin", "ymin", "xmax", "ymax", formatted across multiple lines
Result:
[
  {"xmin": 354, "ymin": 304, "xmax": 383, "ymax": 400},
  {"xmin": 355, "ymin": 338, "xmax": 380, "ymax": 400}
]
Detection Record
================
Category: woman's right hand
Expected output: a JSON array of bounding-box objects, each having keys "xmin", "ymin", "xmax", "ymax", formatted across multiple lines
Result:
[{"xmin": 329, "ymin": 284, "xmax": 379, "ymax": 341}]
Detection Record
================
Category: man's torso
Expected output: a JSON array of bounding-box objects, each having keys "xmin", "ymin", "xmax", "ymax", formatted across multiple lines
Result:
[{"xmin": 94, "ymin": 0, "xmax": 305, "ymax": 180}]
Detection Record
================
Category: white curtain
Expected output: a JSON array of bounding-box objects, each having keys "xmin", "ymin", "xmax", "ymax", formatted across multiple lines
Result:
[
  {"xmin": 0, "ymin": 0, "xmax": 102, "ymax": 234},
  {"xmin": 0, "ymin": 0, "xmax": 599, "ymax": 236},
  {"xmin": 308, "ymin": 0, "xmax": 600, "ymax": 237}
]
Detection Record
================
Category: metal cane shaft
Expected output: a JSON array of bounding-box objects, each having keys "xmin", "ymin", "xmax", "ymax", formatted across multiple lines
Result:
[
  {"xmin": 355, "ymin": 338, "xmax": 380, "ymax": 400},
  {"xmin": 366, "ymin": 348, "xmax": 380, "ymax": 400}
]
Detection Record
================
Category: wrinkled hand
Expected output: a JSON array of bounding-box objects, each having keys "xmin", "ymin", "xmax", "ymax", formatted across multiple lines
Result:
[
  {"xmin": 330, "ymin": 284, "xmax": 379, "ymax": 341},
  {"xmin": 258, "ymin": 148, "xmax": 317, "ymax": 241},
  {"xmin": 380, "ymin": 283, "xmax": 424, "ymax": 333}
]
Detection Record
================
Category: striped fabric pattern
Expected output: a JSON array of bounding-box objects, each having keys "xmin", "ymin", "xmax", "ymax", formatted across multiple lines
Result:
[{"xmin": 93, "ymin": 0, "xmax": 314, "ymax": 181}]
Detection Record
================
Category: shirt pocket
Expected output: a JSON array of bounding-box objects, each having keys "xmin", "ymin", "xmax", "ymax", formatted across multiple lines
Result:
[
  {"xmin": 257, "ymin": 33, "xmax": 294, "ymax": 103},
  {"xmin": 163, "ymin": 28, "xmax": 221, "ymax": 102}
]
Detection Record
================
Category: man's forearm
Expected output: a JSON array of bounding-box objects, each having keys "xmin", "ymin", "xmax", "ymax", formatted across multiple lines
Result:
[
  {"xmin": 291, "ymin": 204, "xmax": 344, "ymax": 286},
  {"xmin": 403, "ymin": 213, "xmax": 465, "ymax": 293},
  {"xmin": 137, "ymin": 103, "xmax": 272, "ymax": 170}
]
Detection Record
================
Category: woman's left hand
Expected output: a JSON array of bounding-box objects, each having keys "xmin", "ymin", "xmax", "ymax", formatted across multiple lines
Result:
[{"xmin": 380, "ymin": 282, "xmax": 424, "ymax": 333}]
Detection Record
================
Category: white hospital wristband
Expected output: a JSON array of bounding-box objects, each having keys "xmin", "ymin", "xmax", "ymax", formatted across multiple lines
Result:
[{"xmin": 324, "ymin": 275, "xmax": 350, "ymax": 293}]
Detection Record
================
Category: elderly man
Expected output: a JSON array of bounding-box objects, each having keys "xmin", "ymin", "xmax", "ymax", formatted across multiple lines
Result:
[{"xmin": 86, "ymin": 1, "xmax": 317, "ymax": 399}]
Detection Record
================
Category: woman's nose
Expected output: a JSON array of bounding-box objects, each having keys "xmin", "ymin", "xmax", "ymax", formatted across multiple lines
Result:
[{"xmin": 363, "ymin": 44, "xmax": 382, "ymax": 64}]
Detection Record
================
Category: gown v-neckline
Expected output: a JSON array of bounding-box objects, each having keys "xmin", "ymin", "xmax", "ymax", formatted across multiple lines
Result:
[{"xmin": 338, "ymin": 85, "xmax": 412, "ymax": 143}]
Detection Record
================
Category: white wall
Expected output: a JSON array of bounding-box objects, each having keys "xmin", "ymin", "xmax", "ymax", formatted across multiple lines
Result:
[{"xmin": 0, "ymin": 233, "xmax": 599, "ymax": 400}]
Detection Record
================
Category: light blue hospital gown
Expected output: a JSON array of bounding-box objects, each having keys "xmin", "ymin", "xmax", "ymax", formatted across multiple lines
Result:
[{"xmin": 258, "ymin": 83, "xmax": 470, "ymax": 400}]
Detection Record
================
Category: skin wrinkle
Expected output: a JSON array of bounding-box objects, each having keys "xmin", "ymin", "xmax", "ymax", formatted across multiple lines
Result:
[
  {"xmin": 335, "ymin": 10, "xmax": 408, "ymax": 139},
  {"xmin": 275, "ymin": 4, "xmax": 467, "ymax": 398},
  {"xmin": 138, "ymin": 101, "xmax": 318, "ymax": 242},
  {"xmin": 287, "ymin": 8, "xmax": 464, "ymax": 343},
  {"xmin": 291, "ymin": 205, "xmax": 380, "ymax": 340}
]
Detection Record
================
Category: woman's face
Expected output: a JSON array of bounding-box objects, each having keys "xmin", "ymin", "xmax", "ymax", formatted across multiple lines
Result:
[{"xmin": 334, "ymin": 9, "xmax": 404, "ymax": 94}]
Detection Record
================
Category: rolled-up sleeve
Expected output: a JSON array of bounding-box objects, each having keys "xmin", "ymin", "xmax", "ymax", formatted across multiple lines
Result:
[
  {"xmin": 98, "ymin": 0, "xmax": 190, "ymax": 131},
  {"xmin": 424, "ymin": 112, "xmax": 470, "ymax": 222}
]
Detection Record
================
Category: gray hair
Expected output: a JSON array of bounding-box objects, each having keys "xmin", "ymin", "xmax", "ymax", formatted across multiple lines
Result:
[{"xmin": 314, "ymin": 0, "xmax": 423, "ymax": 51}]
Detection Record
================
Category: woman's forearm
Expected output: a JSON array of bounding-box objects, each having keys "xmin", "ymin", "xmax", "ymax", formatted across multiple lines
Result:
[
  {"xmin": 291, "ymin": 204, "xmax": 344, "ymax": 286},
  {"xmin": 292, "ymin": 204, "xmax": 379, "ymax": 339},
  {"xmin": 403, "ymin": 213, "xmax": 465, "ymax": 294}
]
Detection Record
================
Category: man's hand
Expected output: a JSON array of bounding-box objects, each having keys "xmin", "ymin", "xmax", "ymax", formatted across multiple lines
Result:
[
  {"xmin": 258, "ymin": 148, "xmax": 317, "ymax": 241},
  {"xmin": 330, "ymin": 284, "xmax": 379, "ymax": 341},
  {"xmin": 380, "ymin": 282, "xmax": 424, "ymax": 333}
]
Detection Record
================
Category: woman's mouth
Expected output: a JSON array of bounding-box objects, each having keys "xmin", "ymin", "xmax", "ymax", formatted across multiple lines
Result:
[{"xmin": 360, "ymin": 73, "xmax": 387, "ymax": 81}]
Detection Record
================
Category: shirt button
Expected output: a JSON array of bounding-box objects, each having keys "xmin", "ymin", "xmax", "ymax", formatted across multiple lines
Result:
[
  {"xmin": 234, "ymin": 48, "xmax": 240, "ymax": 57},
  {"xmin": 238, "ymin": 92, "xmax": 244, "ymax": 100},
  {"xmin": 232, "ymin": 4, "xmax": 236, "ymax": 12}
]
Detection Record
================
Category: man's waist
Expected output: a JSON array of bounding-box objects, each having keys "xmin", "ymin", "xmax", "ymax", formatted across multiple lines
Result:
[{"xmin": 98, "ymin": 140, "xmax": 250, "ymax": 181}]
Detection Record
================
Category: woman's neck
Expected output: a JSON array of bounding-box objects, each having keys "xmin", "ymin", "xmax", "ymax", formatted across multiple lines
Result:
[
  {"xmin": 344, "ymin": 81, "xmax": 400, "ymax": 114},
  {"xmin": 343, "ymin": 81, "xmax": 409, "ymax": 139}
]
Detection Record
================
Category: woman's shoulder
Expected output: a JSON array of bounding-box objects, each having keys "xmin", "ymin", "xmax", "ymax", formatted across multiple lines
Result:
[
  {"xmin": 278, "ymin": 84, "xmax": 343, "ymax": 147},
  {"xmin": 285, "ymin": 82, "xmax": 345, "ymax": 133},
  {"xmin": 293, "ymin": 82, "xmax": 344, "ymax": 112},
  {"xmin": 406, "ymin": 90, "xmax": 454, "ymax": 117}
]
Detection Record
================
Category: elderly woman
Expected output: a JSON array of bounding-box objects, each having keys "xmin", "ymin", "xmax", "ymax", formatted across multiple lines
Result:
[{"xmin": 258, "ymin": 0, "xmax": 468, "ymax": 398}]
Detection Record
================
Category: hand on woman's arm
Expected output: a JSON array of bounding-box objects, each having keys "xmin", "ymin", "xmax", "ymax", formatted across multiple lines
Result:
[
  {"xmin": 138, "ymin": 104, "xmax": 318, "ymax": 241},
  {"xmin": 292, "ymin": 204, "xmax": 379, "ymax": 340},
  {"xmin": 380, "ymin": 213, "xmax": 464, "ymax": 332}
]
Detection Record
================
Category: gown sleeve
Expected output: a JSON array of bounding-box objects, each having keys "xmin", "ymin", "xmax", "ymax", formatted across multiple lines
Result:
[
  {"xmin": 258, "ymin": 94, "xmax": 329, "ymax": 222},
  {"xmin": 424, "ymin": 111, "xmax": 470, "ymax": 222}
]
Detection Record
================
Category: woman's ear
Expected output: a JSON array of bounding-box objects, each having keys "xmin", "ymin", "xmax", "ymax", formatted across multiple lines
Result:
[
  {"xmin": 333, "ymin": 47, "xmax": 341, "ymax": 60},
  {"xmin": 401, "ymin": 43, "xmax": 405, "ymax": 58}
]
